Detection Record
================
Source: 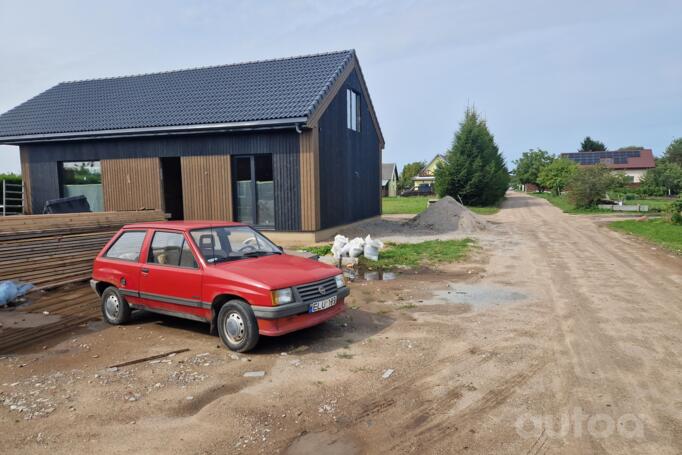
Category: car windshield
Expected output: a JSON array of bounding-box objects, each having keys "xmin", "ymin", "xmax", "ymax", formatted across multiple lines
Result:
[{"xmin": 189, "ymin": 226, "xmax": 281, "ymax": 263}]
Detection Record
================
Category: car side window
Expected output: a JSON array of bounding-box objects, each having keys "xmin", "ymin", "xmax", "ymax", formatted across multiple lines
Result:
[
  {"xmin": 104, "ymin": 231, "xmax": 147, "ymax": 261},
  {"xmin": 148, "ymin": 231, "xmax": 198, "ymax": 269}
]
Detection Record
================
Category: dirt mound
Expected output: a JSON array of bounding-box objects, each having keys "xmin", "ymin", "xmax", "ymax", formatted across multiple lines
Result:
[{"xmin": 406, "ymin": 196, "xmax": 488, "ymax": 233}]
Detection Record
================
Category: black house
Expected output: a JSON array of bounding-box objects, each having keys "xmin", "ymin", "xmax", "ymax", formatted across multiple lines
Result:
[{"xmin": 0, "ymin": 50, "xmax": 384, "ymax": 242}]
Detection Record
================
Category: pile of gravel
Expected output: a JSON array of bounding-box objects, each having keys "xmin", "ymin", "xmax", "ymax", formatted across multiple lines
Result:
[{"xmin": 405, "ymin": 196, "xmax": 488, "ymax": 233}]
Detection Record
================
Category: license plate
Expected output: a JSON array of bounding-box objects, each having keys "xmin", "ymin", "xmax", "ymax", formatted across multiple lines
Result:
[{"xmin": 308, "ymin": 295, "xmax": 337, "ymax": 313}]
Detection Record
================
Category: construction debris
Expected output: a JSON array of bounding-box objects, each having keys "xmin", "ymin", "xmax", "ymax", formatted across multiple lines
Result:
[
  {"xmin": 243, "ymin": 371, "xmax": 266, "ymax": 378},
  {"xmin": 0, "ymin": 210, "xmax": 166, "ymax": 290},
  {"xmin": 107, "ymin": 348, "xmax": 190, "ymax": 369},
  {"xmin": 0, "ymin": 281, "xmax": 34, "ymax": 306},
  {"xmin": 382, "ymin": 368, "xmax": 395, "ymax": 379},
  {"xmin": 331, "ymin": 235, "xmax": 384, "ymax": 261}
]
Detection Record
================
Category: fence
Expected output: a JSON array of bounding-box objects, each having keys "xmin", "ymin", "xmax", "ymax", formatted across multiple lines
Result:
[
  {"xmin": 1, "ymin": 180, "xmax": 23, "ymax": 216},
  {"xmin": 597, "ymin": 204, "xmax": 649, "ymax": 212}
]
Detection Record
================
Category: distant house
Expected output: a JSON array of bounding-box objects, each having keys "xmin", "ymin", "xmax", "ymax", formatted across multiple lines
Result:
[
  {"xmin": 560, "ymin": 149, "xmax": 655, "ymax": 183},
  {"xmin": 0, "ymin": 50, "xmax": 385, "ymax": 242},
  {"xmin": 381, "ymin": 163, "xmax": 398, "ymax": 197},
  {"xmin": 412, "ymin": 154, "xmax": 445, "ymax": 189}
]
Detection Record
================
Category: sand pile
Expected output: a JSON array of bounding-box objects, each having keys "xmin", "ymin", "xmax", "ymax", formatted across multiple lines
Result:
[{"xmin": 406, "ymin": 196, "xmax": 488, "ymax": 233}]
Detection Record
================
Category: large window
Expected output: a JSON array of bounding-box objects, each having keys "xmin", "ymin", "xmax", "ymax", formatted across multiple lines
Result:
[
  {"xmin": 60, "ymin": 161, "xmax": 103, "ymax": 211},
  {"xmin": 105, "ymin": 231, "xmax": 146, "ymax": 261},
  {"xmin": 346, "ymin": 89, "xmax": 360, "ymax": 131},
  {"xmin": 233, "ymin": 155, "xmax": 274, "ymax": 227}
]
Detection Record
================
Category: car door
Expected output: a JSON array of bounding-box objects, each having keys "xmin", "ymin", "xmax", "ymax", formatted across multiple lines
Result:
[{"xmin": 138, "ymin": 230, "xmax": 206, "ymax": 320}]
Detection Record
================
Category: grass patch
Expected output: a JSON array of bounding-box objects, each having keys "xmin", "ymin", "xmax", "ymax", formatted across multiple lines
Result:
[
  {"xmin": 360, "ymin": 239, "xmax": 473, "ymax": 270},
  {"xmin": 336, "ymin": 352, "xmax": 354, "ymax": 360},
  {"xmin": 609, "ymin": 219, "xmax": 682, "ymax": 254},
  {"xmin": 383, "ymin": 196, "xmax": 502, "ymax": 215},
  {"xmin": 468, "ymin": 198, "xmax": 504, "ymax": 215},
  {"xmin": 382, "ymin": 196, "xmax": 431, "ymax": 214},
  {"xmin": 530, "ymin": 192, "xmax": 612, "ymax": 214},
  {"xmin": 397, "ymin": 303, "xmax": 417, "ymax": 310},
  {"xmin": 299, "ymin": 244, "xmax": 332, "ymax": 256}
]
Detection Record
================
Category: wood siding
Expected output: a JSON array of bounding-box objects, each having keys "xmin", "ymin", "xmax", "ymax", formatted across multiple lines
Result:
[
  {"xmin": 181, "ymin": 155, "xmax": 232, "ymax": 220},
  {"xmin": 101, "ymin": 158, "xmax": 163, "ymax": 211},
  {"xmin": 317, "ymin": 69, "xmax": 382, "ymax": 229},
  {"xmin": 19, "ymin": 131, "xmax": 301, "ymax": 230},
  {"xmin": 19, "ymin": 149, "xmax": 32, "ymax": 214},
  {"xmin": 299, "ymin": 128, "xmax": 319, "ymax": 231}
]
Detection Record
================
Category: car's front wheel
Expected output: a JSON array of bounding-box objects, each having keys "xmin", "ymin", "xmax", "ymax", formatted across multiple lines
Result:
[
  {"xmin": 217, "ymin": 300, "xmax": 259, "ymax": 352},
  {"xmin": 101, "ymin": 287, "xmax": 131, "ymax": 325}
]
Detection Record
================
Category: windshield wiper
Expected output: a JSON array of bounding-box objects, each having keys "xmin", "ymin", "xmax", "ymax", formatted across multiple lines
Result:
[
  {"xmin": 210, "ymin": 256, "xmax": 244, "ymax": 264},
  {"xmin": 242, "ymin": 251, "xmax": 277, "ymax": 258}
]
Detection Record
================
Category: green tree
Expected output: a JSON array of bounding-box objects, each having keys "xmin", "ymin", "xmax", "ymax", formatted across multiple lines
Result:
[
  {"xmin": 537, "ymin": 158, "xmax": 577, "ymax": 196},
  {"xmin": 398, "ymin": 161, "xmax": 426, "ymax": 191},
  {"xmin": 434, "ymin": 107, "xmax": 509, "ymax": 205},
  {"xmin": 567, "ymin": 165, "xmax": 616, "ymax": 208},
  {"xmin": 579, "ymin": 136, "xmax": 606, "ymax": 152},
  {"xmin": 663, "ymin": 137, "xmax": 682, "ymax": 166},
  {"xmin": 513, "ymin": 149, "xmax": 553, "ymax": 189},
  {"xmin": 640, "ymin": 161, "xmax": 682, "ymax": 196},
  {"xmin": 0, "ymin": 172, "xmax": 22, "ymax": 184}
]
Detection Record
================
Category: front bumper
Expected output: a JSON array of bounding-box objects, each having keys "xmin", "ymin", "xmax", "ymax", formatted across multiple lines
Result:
[
  {"xmin": 251, "ymin": 286, "xmax": 350, "ymax": 319},
  {"xmin": 90, "ymin": 279, "xmax": 100, "ymax": 295}
]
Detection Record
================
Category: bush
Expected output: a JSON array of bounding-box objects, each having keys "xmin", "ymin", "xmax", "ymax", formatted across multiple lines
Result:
[
  {"xmin": 665, "ymin": 200, "xmax": 682, "ymax": 225},
  {"xmin": 624, "ymin": 193, "xmax": 637, "ymax": 201},
  {"xmin": 567, "ymin": 165, "xmax": 617, "ymax": 208}
]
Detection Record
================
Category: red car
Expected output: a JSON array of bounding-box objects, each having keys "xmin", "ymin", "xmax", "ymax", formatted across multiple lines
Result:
[{"xmin": 90, "ymin": 221, "xmax": 348, "ymax": 352}]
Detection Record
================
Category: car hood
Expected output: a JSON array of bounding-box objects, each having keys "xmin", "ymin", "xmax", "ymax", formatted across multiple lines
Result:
[{"xmin": 213, "ymin": 254, "xmax": 340, "ymax": 289}]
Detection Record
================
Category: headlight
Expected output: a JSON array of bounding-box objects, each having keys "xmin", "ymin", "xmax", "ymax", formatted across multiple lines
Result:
[
  {"xmin": 271, "ymin": 288, "xmax": 293, "ymax": 305},
  {"xmin": 334, "ymin": 274, "xmax": 345, "ymax": 289}
]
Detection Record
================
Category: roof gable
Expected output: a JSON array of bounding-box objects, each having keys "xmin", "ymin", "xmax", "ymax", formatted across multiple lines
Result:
[
  {"xmin": 0, "ymin": 50, "xmax": 356, "ymax": 143},
  {"xmin": 382, "ymin": 163, "xmax": 397, "ymax": 181}
]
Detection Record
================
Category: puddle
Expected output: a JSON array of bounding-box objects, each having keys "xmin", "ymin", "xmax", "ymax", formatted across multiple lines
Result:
[
  {"xmin": 421, "ymin": 283, "xmax": 528, "ymax": 310},
  {"xmin": 286, "ymin": 431, "xmax": 360, "ymax": 455}
]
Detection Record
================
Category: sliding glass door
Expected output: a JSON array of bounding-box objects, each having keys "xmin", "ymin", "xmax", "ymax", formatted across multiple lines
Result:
[{"xmin": 233, "ymin": 155, "xmax": 274, "ymax": 228}]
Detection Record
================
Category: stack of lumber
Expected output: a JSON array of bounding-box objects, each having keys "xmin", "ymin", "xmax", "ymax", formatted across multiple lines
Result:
[
  {"xmin": 0, "ymin": 211, "xmax": 165, "ymax": 289},
  {"xmin": 0, "ymin": 284, "xmax": 100, "ymax": 354}
]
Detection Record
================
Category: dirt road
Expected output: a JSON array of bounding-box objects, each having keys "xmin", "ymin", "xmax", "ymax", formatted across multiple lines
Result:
[{"xmin": 1, "ymin": 192, "xmax": 680, "ymax": 454}]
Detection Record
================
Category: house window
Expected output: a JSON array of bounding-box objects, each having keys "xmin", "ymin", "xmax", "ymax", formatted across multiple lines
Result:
[
  {"xmin": 346, "ymin": 89, "xmax": 360, "ymax": 131},
  {"xmin": 60, "ymin": 161, "xmax": 103, "ymax": 211}
]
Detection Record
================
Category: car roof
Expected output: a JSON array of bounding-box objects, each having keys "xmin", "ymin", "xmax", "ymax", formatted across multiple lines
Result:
[{"xmin": 122, "ymin": 221, "xmax": 246, "ymax": 231}]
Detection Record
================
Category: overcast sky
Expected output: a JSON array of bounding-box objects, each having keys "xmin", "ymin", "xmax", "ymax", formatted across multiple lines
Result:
[{"xmin": 0, "ymin": 0, "xmax": 680, "ymax": 174}]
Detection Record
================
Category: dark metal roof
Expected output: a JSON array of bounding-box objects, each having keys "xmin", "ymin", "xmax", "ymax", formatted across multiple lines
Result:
[{"xmin": 0, "ymin": 50, "xmax": 355, "ymax": 143}]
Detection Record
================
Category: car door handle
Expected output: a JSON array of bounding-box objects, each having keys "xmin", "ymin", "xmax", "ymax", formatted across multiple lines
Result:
[{"xmin": 141, "ymin": 267, "xmax": 149, "ymax": 274}]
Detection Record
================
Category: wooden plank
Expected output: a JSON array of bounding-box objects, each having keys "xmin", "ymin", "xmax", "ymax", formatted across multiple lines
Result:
[
  {"xmin": 181, "ymin": 155, "xmax": 232, "ymax": 220},
  {"xmin": 19, "ymin": 149, "xmax": 32, "ymax": 214},
  {"xmin": 299, "ymin": 128, "xmax": 320, "ymax": 231},
  {"xmin": 101, "ymin": 158, "xmax": 163, "ymax": 211}
]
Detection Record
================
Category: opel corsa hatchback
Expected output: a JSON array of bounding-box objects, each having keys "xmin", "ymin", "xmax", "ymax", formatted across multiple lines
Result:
[{"xmin": 90, "ymin": 222, "xmax": 348, "ymax": 352}]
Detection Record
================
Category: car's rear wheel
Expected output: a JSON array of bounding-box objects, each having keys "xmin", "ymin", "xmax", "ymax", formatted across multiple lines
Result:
[
  {"xmin": 217, "ymin": 300, "xmax": 259, "ymax": 352},
  {"xmin": 101, "ymin": 287, "xmax": 131, "ymax": 325}
]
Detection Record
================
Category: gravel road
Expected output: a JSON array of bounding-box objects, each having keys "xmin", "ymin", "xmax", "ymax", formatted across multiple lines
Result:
[{"xmin": 0, "ymin": 192, "xmax": 680, "ymax": 454}]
